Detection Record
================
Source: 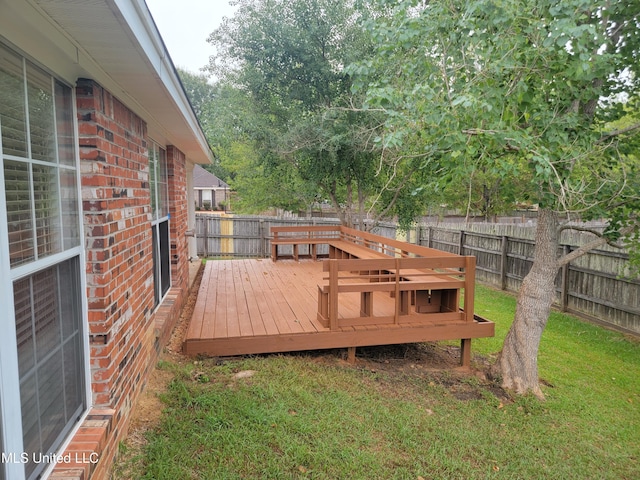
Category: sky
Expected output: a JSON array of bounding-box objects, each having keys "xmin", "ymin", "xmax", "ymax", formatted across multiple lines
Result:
[{"xmin": 146, "ymin": 0, "xmax": 237, "ymax": 75}]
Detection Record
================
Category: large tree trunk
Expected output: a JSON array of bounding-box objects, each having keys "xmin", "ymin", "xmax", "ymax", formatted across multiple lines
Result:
[
  {"xmin": 327, "ymin": 185, "xmax": 350, "ymax": 228},
  {"xmin": 495, "ymin": 208, "xmax": 560, "ymax": 399}
]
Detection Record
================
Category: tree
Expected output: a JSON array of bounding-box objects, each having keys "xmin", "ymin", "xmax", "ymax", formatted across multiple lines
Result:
[
  {"xmin": 353, "ymin": 0, "xmax": 640, "ymax": 397},
  {"xmin": 207, "ymin": 0, "xmax": 414, "ymax": 227},
  {"xmin": 177, "ymin": 69, "xmax": 231, "ymax": 179},
  {"xmin": 223, "ymin": 142, "xmax": 319, "ymax": 214},
  {"xmin": 178, "ymin": 69, "xmax": 217, "ymax": 131}
]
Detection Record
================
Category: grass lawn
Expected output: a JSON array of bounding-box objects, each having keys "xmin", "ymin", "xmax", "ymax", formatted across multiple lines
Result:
[{"xmin": 113, "ymin": 284, "xmax": 640, "ymax": 479}]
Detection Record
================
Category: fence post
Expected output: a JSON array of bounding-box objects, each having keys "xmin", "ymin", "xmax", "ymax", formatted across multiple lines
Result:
[
  {"xmin": 259, "ymin": 219, "xmax": 266, "ymax": 257},
  {"xmin": 203, "ymin": 215, "xmax": 208, "ymax": 258},
  {"xmin": 561, "ymin": 244, "xmax": 571, "ymax": 312},
  {"xmin": 500, "ymin": 235, "xmax": 508, "ymax": 290},
  {"xmin": 458, "ymin": 230, "xmax": 466, "ymax": 255},
  {"xmin": 428, "ymin": 226, "xmax": 433, "ymax": 248}
]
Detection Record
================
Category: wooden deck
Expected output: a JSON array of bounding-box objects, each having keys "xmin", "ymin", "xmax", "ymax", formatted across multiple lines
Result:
[{"xmin": 183, "ymin": 259, "xmax": 494, "ymax": 358}]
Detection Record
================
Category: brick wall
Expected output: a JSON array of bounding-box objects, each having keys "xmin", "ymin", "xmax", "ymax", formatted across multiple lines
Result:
[
  {"xmin": 167, "ymin": 146, "xmax": 189, "ymax": 293},
  {"xmin": 50, "ymin": 79, "xmax": 191, "ymax": 480}
]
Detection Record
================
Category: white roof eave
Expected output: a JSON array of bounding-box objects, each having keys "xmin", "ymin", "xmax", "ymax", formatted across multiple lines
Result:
[
  {"xmin": 23, "ymin": 0, "xmax": 214, "ymax": 165},
  {"xmin": 109, "ymin": 0, "xmax": 213, "ymax": 164}
]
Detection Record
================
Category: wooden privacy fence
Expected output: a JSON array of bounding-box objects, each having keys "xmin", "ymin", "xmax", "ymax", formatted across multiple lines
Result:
[
  {"xmin": 195, "ymin": 215, "xmax": 640, "ymax": 335},
  {"xmin": 196, "ymin": 215, "xmax": 396, "ymax": 258},
  {"xmin": 418, "ymin": 224, "xmax": 640, "ymax": 335}
]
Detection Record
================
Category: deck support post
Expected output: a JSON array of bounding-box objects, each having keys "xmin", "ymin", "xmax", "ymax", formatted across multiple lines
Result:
[
  {"xmin": 318, "ymin": 286, "xmax": 328, "ymax": 324},
  {"xmin": 460, "ymin": 339, "xmax": 471, "ymax": 367},
  {"xmin": 271, "ymin": 230, "xmax": 278, "ymax": 261},
  {"xmin": 347, "ymin": 346, "xmax": 356, "ymax": 364},
  {"xmin": 399, "ymin": 291, "xmax": 410, "ymax": 315}
]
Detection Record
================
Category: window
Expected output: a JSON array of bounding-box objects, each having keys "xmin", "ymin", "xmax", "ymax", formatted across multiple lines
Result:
[
  {"xmin": 149, "ymin": 142, "xmax": 170, "ymax": 305},
  {"xmin": 0, "ymin": 42, "xmax": 86, "ymax": 480},
  {"xmin": 15, "ymin": 259, "xmax": 85, "ymax": 478}
]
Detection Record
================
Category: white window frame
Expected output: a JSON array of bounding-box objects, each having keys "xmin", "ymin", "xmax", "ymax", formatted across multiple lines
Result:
[
  {"xmin": 149, "ymin": 141, "xmax": 171, "ymax": 306},
  {"xmin": 0, "ymin": 44, "xmax": 91, "ymax": 480}
]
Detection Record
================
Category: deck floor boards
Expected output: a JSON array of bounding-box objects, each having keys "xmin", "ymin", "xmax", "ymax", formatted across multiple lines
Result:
[
  {"xmin": 244, "ymin": 259, "xmax": 282, "ymax": 336},
  {"xmin": 183, "ymin": 259, "xmax": 493, "ymax": 358},
  {"xmin": 233, "ymin": 261, "xmax": 254, "ymax": 337}
]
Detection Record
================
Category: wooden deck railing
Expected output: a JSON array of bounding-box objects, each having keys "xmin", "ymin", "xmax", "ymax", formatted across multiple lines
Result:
[
  {"xmin": 337, "ymin": 226, "xmax": 460, "ymax": 259},
  {"xmin": 317, "ymin": 256, "xmax": 475, "ymax": 330},
  {"xmin": 270, "ymin": 225, "xmax": 476, "ymax": 327},
  {"xmin": 270, "ymin": 225, "xmax": 461, "ymax": 261},
  {"xmin": 271, "ymin": 224, "xmax": 484, "ymax": 366}
]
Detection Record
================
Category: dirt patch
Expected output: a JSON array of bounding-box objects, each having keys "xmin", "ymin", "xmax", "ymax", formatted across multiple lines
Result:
[
  {"xmin": 354, "ymin": 342, "xmax": 464, "ymax": 369},
  {"xmin": 348, "ymin": 344, "xmax": 509, "ymax": 403},
  {"xmin": 126, "ymin": 367, "xmax": 174, "ymax": 434},
  {"xmin": 242, "ymin": 343, "xmax": 509, "ymax": 403},
  {"xmin": 284, "ymin": 342, "xmax": 481, "ymax": 376}
]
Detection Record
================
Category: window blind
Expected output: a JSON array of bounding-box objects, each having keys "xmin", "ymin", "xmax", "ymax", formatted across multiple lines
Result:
[
  {"xmin": 26, "ymin": 64, "xmax": 56, "ymax": 163},
  {"xmin": 0, "ymin": 43, "xmax": 77, "ymax": 267},
  {"xmin": 0, "ymin": 46, "xmax": 28, "ymax": 157},
  {"xmin": 15, "ymin": 258, "xmax": 85, "ymax": 479},
  {"xmin": 4, "ymin": 160, "xmax": 34, "ymax": 266}
]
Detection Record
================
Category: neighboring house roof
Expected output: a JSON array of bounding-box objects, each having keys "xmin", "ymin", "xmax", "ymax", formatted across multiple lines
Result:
[
  {"xmin": 193, "ymin": 164, "xmax": 229, "ymax": 189},
  {"xmin": 1, "ymin": 0, "xmax": 213, "ymax": 165}
]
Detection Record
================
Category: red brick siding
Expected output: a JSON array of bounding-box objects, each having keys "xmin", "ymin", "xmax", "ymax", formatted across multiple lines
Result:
[
  {"xmin": 167, "ymin": 146, "xmax": 189, "ymax": 293},
  {"xmin": 51, "ymin": 79, "xmax": 190, "ymax": 480}
]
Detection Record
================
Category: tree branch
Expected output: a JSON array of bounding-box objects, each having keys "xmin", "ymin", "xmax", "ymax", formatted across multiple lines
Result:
[
  {"xmin": 597, "ymin": 122, "xmax": 640, "ymax": 144},
  {"xmin": 557, "ymin": 236, "xmax": 609, "ymax": 267},
  {"xmin": 461, "ymin": 129, "xmax": 521, "ymax": 151},
  {"xmin": 557, "ymin": 224, "xmax": 606, "ymax": 237},
  {"xmin": 557, "ymin": 224, "xmax": 635, "ymax": 267},
  {"xmin": 368, "ymin": 168, "xmax": 416, "ymax": 226},
  {"xmin": 462, "ymin": 128, "xmax": 499, "ymax": 135}
]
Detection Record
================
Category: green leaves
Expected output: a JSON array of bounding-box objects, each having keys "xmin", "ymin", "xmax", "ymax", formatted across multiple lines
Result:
[
  {"xmin": 350, "ymin": 0, "xmax": 640, "ymax": 226},
  {"xmin": 203, "ymin": 0, "xmax": 400, "ymax": 224},
  {"xmin": 198, "ymin": 0, "xmax": 640, "ymax": 242}
]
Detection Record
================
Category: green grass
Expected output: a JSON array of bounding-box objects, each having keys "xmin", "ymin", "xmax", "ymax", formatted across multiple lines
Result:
[{"xmin": 115, "ymin": 285, "xmax": 640, "ymax": 480}]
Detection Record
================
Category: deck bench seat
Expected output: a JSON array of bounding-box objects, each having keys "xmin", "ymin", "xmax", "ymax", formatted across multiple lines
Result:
[
  {"xmin": 271, "ymin": 226, "xmax": 341, "ymax": 261},
  {"xmin": 271, "ymin": 237, "xmax": 338, "ymax": 261},
  {"xmin": 315, "ymin": 253, "xmax": 481, "ymax": 366},
  {"xmin": 327, "ymin": 239, "xmax": 390, "ymax": 260}
]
